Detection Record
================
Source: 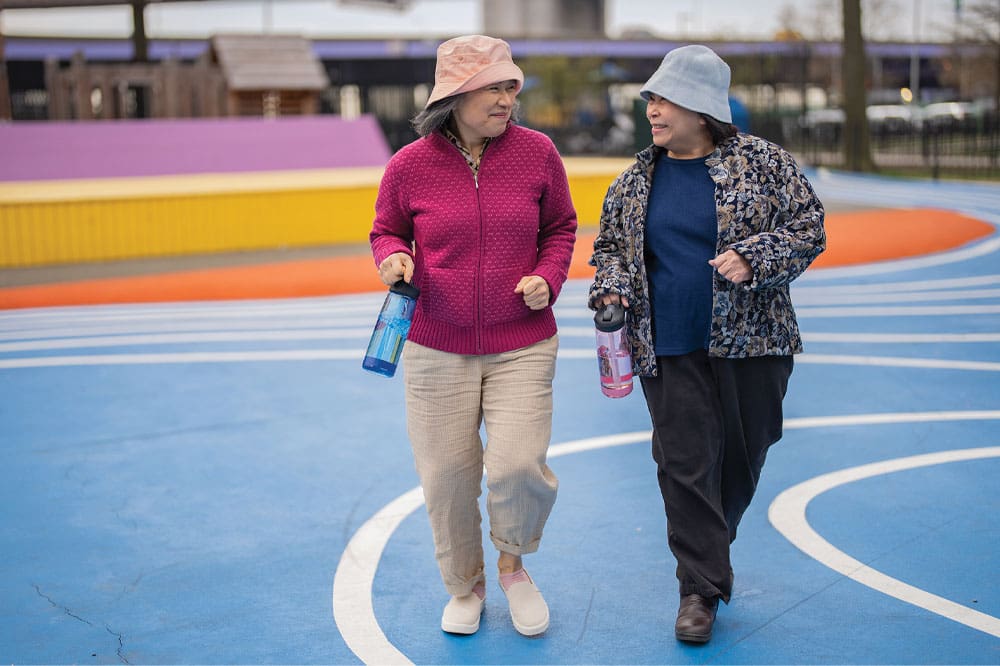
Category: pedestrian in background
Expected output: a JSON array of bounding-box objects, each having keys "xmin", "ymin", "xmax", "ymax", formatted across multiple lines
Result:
[
  {"xmin": 588, "ymin": 44, "xmax": 825, "ymax": 643},
  {"xmin": 370, "ymin": 34, "xmax": 578, "ymax": 637}
]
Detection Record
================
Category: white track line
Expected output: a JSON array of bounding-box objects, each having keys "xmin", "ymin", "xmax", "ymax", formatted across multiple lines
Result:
[
  {"xmin": 333, "ymin": 412, "xmax": 1000, "ymax": 665},
  {"xmin": 769, "ymin": 446, "xmax": 1000, "ymax": 638},
  {"xmin": 803, "ymin": 237, "xmax": 1000, "ymax": 279},
  {"xmin": 0, "ymin": 329, "xmax": 370, "ymax": 352},
  {"xmin": 3, "ymin": 350, "xmax": 999, "ymax": 371}
]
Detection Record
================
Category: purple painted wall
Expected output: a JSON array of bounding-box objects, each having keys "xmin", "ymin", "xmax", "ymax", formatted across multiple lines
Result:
[{"xmin": 0, "ymin": 115, "xmax": 393, "ymax": 181}]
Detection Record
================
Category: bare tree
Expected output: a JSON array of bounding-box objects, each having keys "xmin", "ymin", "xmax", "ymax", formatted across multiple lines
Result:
[
  {"xmin": 777, "ymin": 4, "xmax": 803, "ymax": 38},
  {"xmin": 863, "ymin": 0, "xmax": 904, "ymax": 42},
  {"xmin": 810, "ymin": 1, "xmax": 843, "ymax": 41},
  {"xmin": 955, "ymin": 0, "xmax": 1000, "ymax": 113},
  {"xmin": 796, "ymin": 1, "xmax": 909, "ymax": 42},
  {"xmin": 842, "ymin": 0, "xmax": 875, "ymax": 170},
  {"xmin": 957, "ymin": 0, "xmax": 1000, "ymax": 40},
  {"xmin": 0, "ymin": 24, "xmax": 9, "ymax": 121}
]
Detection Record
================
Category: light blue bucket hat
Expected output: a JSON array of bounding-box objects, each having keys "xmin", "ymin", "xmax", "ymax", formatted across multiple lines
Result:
[{"xmin": 640, "ymin": 44, "xmax": 732, "ymax": 123}]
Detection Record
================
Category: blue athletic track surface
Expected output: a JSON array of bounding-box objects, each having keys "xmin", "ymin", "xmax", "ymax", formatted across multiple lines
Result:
[{"xmin": 2, "ymin": 170, "xmax": 999, "ymax": 665}]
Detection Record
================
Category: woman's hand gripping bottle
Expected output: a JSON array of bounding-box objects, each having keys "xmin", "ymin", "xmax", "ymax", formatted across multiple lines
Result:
[
  {"xmin": 362, "ymin": 279, "xmax": 420, "ymax": 378},
  {"xmin": 594, "ymin": 303, "xmax": 633, "ymax": 398}
]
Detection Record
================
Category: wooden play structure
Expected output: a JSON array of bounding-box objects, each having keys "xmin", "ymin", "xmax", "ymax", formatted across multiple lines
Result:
[{"xmin": 42, "ymin": 33, "xmax": 329, "ymax": 120}]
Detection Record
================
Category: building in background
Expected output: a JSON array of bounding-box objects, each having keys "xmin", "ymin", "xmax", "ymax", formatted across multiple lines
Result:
[
  {"xmin": 1, "ymin": 0, "xmax": 997, "ymax": 176},
  {"xmin": 484, "ymin": 0, "xmax": 604, "ymax": 38}
]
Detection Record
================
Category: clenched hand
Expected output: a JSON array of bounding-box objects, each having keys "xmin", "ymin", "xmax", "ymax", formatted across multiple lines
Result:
[
  {"xmin": 378, "ymin": 252, "xmax": 414, "ymax": 286},
  {"xmin": 708, "ymin": 250, "xmax": 751, "ymax": 284},
  {"xmin": 515, "ymin": 275, "xmax": 550, "ymax": 310}
]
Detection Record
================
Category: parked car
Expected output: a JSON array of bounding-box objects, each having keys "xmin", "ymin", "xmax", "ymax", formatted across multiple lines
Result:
[
  {"xmin": 799, "ymin": 108, "xmax": 845, "ymax": 143},
  {"xmin": 801, "ymin": 108, "xmax": 846, "ymax": 128},
  {"xmin": 866, "ymin": 104, "xmax": 920, "ymax": 133},
  {"xmin": 922, "ymin": 101, "xmax": 973, "ymax": 129}
]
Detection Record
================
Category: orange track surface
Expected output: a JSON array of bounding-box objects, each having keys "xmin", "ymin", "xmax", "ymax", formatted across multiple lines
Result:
[{"xmin": 0, "ymin": 208, "xmax": 993, "ymax": 310}]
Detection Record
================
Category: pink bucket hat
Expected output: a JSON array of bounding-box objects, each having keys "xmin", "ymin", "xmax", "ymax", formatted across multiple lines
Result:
[{"xmin": 425, "ymin": 35, "xmax": 524, "ymax": 108}]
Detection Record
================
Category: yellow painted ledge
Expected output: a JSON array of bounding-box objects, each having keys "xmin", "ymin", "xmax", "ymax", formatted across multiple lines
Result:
[{"xmin": 0, "ymin": 158, "xmax": 631, "ymax": 268}]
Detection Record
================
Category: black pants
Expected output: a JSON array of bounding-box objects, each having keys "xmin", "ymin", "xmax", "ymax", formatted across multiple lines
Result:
[{"xmin": 640, "ymin": 350, "xmax": 793, "ymax": 604}]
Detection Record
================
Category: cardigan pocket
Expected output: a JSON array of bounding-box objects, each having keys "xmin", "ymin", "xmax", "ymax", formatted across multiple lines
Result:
[
  {"xmin": 482, "ymin": 267, "xmax": 532, "ymax": 326},
  {"xmin": 421, "ymin": 266, "xmax": 475, "ymax": 328}
]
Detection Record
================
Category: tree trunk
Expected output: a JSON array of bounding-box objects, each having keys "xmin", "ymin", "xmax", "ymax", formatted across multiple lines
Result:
[
  {"xmin": 0, "ymin": 29, "xmax": 11, "ymax": 120},
  {"xmin": 131, "ymin": 1, "xmax": 148, "ymax": 62},
  {"xmin": 842, "ymin": 0, "xmax": 875, "ymax": 171}
]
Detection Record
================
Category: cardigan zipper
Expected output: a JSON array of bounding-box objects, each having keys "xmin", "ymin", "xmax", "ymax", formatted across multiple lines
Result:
[{"xmin": 474, "ymin": 164, "xmax": 484, "ymax": 353}]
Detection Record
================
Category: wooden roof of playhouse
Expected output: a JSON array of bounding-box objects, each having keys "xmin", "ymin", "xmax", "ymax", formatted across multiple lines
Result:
[{"xmin": 209, "ymin": 34, "xmax": 330, "ymax": 92}]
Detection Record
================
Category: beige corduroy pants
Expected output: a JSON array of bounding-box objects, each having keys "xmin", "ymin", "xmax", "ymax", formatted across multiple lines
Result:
[{"xmin": 401, "ymin": 335, "xmax": 559, "ymax": 597}]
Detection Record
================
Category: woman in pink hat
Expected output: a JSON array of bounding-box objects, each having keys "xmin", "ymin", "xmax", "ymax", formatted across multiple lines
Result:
[{"xmin": 369, "ymin": 34, "xmax": 577, "ymax": 637}]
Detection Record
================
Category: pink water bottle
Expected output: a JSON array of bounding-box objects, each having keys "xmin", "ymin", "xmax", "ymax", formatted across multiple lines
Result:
[{"xmin": 594, "ymin": 303, "xmax": 633, "ymax": 398}]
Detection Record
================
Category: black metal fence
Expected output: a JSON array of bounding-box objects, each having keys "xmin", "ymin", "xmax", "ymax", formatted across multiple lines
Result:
[
  {"xmin": 742, "ymin": 110, "xmax": 1000, "ymax": 180},
  {"xmin": 377, "ymin": 106, "xmax": 999, "ymax": 181}
]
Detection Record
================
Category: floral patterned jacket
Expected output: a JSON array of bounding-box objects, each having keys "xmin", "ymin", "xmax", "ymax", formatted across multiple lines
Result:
[{"xmin": 588, "ymin": 134, "xmax": 826, "ymax": 376}]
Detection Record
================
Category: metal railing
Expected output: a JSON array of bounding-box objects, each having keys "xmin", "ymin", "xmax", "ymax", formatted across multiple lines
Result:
[{"xmin": 774, "ymin": 112, "xmax": 1000, "ymax": 180}]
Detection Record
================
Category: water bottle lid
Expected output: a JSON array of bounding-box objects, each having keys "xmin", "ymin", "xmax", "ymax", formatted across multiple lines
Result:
[
  {"xmin": 594, "ymin": 302, "xmax": 626, "ymax": 331},
  {"xmin": 390, "ymin": 279, "xmax": 420, "ymax": 300}
]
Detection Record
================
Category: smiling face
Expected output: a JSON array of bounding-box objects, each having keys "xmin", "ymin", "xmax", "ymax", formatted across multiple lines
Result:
[
  {"xmin": 646, "ymin": 93, "xmax": 714, "ymax": 159},
  {"xmin": 452, "ymin": 80, "xmax": 519, "ymax": 148}
]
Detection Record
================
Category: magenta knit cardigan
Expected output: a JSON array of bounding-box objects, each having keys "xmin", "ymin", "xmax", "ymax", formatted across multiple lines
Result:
[{"xmin": 369, "ymin": 124, "xmax": 578, "ymax": 355}]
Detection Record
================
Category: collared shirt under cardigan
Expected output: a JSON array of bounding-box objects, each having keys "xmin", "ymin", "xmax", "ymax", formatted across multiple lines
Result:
[
  {"xmin": 588, "ymin": 133, "xmax": 826, "ymax": 376},
  {"xmin": 370, "ymin": 123, "xmax": 578, "ymax": 356}
]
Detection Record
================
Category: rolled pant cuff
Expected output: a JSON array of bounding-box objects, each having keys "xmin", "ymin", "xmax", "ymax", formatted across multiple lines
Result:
[
  {"xmin": 490, "ymin": 533, "xmax": 541, "ymax": 556},
  {"xmin": 444, "ymin": 570, "xmax": 486, "ymax": 598}
]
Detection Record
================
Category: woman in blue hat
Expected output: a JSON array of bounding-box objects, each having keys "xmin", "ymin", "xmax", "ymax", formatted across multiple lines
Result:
[{"xmin": 588, "ymin": 44, "xmax": 826, "ymax": 643}]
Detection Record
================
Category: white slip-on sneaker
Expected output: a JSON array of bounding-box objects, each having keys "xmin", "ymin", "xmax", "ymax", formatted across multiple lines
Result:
[
  {"xmin": 441, "ymin": 590, "xmax": 485, "ymax": 634},
  {"xmin": 499, "ymin": 569, "xmax": 549, "ymax": 636}
]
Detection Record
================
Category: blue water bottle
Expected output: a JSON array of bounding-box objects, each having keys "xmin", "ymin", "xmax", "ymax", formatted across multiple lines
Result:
[{"xmin": 362, "ymin": 279, "xmax": 420, "ymax": 377}]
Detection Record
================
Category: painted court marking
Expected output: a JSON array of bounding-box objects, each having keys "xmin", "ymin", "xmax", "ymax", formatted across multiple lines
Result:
[
  {"xmin": 332, "ymin": 412, "xmax": 1000, "ymax": 666},
  {"xmin": 803, "ymin": 236, "xmax": 1000, "ymax": 280},
  {"xmin": 3, "ymin": 350, "xmax": 998, "ymax": 371},
  {"xmin": 769, "ymin": 445, "xmax": 1000, "ymax": 638}
]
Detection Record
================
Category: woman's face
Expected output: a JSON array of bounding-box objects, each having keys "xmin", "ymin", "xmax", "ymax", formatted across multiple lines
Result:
[
  {"xmin": 452, "ymin": 80, "xmax": 519, "ymax": 147},
  {"xmin": 645, "ymin": 93, "xmax": 713, "ymax": 158}
]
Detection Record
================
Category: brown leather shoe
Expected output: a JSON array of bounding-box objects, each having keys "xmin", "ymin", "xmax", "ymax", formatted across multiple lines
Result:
[{"xmin": 674, "ymin": 593, "xmax": 719, "ymax": 643}]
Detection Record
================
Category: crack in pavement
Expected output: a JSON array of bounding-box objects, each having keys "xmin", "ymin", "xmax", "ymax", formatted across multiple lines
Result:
[{"xmin": 33, "ymin": 583, "xmax": 130, "ymax": 663}]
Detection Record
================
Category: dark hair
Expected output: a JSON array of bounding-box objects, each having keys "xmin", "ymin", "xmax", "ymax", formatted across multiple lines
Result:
[
  {"xmin": 410, "ymin": 94, "xmax": 521, "ymax": 138},
  {"xmin": 701, "ymin": 114, "xmax": 739, "ymax": 145},
  {"xmin": 411, "ymin": 96, "xmax": 461, "ymax": 137}
]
